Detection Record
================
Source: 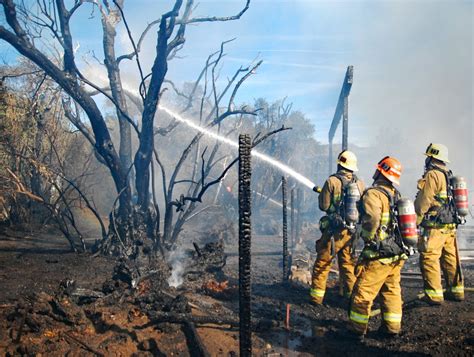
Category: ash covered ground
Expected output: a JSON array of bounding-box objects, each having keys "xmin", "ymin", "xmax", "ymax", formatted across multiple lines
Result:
[{"xmin": 0, "ymin": 218, "xmax": 473, "ymax": 356}]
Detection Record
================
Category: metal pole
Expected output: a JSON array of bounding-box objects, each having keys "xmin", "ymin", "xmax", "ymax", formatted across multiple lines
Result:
[
  {"xmin": 238, "ymin": 134, "xmax": 252, "ymax": 357},
  {"xmin": 282, "ymin": 176, "xmax": 289, "ymax": 281}
]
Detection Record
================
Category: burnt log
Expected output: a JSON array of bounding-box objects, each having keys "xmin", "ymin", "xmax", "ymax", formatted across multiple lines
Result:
[
  {"xmin": 147, "ymin": 311, "xmax": 239, "ymax": 326},
  {"xmin": 182, "ymin": 321, "xmax": 211, "ymax": 357}
]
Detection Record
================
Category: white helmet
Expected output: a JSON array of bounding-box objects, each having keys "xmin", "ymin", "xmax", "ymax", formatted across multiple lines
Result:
[{"xmin": 337, "ymin": 150, "xmax": 358, "ymax": 172}]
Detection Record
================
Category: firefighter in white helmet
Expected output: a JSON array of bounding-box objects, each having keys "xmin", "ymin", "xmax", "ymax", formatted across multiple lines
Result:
[
  {"xmin": 415, "ymin": 143, "xmax": 464, "ymax": 304},
  {"xmin": 310, "ymin": 150, "xmax": 365, "ymax": 305}
]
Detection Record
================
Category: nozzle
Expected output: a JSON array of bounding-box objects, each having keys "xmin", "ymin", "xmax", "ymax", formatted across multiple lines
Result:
[{"xmin": 312, "ymin": 186, "xmax": 322, "ymax": 193}]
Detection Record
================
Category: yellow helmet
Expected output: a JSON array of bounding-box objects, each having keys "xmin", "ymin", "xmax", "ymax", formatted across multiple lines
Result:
[
  {"xmin": 337, "ymin": 150, "xmax": 358, "ymax": 172},
  {"xmin": 424, "ymin": 143, "xmax": 449, "ymax": 163}
]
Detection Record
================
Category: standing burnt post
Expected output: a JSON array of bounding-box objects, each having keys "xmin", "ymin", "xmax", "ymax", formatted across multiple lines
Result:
[
  {"xmin": 282, "ymin": 177, "xmax": 289, "ymax": 281},
  {"xmin": 296, "ymin": 188, "xmax": 303, "ymax": 244},
  {"xmin": 238, "ymin": 134, "xmax": 252, "ymax": 357},
  {"xmin": 290, "ymin": 188, "xmax": 295, "ymax": 249},
  {"xmin": 328, "ymin": 65, "xmax": 354, "ymax": 175}
]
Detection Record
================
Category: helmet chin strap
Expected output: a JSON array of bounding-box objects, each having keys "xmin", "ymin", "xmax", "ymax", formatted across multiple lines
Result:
[
  {"xmin": 425, "ymin": 157, "xmax": 432, "ymax": 172},
  {"xmin": 338, "ymin": 164, "xmax": 353, "ymax": 173},
  {"xmin": 372, "ymin": 170, "xmax": 381, "ymax": 182},
  {"xmin": 425, "ymin": 157, "xmax": 445, "ymax": 172},
  {"xmin": 372, "ymin": 171, "xmax": 394, "ymax": 187}
]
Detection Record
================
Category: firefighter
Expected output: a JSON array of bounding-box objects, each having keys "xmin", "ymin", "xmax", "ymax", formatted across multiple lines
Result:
[
  {"xmin": 348, "ymin": 156, "xmax": 407, "ymax": 338},
  {"xmin": 415, "ymin": 143, "xmax": 464, "ymax": 304},
  {"xmin": 310, "ymin": 150, "xmax": 365, "ymax": 305}
]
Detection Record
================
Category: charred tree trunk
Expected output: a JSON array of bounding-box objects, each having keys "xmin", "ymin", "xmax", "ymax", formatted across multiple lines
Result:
[
  {"xmin": 101, "ymin": 4, "xmax": 133, "ymax": 189},
  {"xmin": 134, "ymin": 12, "xmax": 172, "ymax": 210}
]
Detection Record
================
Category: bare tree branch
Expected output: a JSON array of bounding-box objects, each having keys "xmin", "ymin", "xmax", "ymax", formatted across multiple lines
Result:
[
  {"xmin": 111, "ymin": 0, "xmax": 146, "ymax": 100},
  {"xmin": 177, "ymin": 0, "xmax": 250, "ymax": 25},
  {"xmin": 171, "ymin": 125, "xmax": 289, "ymax": 209}
]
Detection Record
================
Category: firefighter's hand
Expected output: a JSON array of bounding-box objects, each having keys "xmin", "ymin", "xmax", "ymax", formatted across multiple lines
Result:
[{"xmin": 313, "ymin": 186, "xmax": 322, "ymax": 193}]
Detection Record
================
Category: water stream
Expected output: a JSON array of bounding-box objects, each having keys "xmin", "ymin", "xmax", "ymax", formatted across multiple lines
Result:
[{"xmin": 158, "ymin": 105, "xmax": 315, "ymax": 189}]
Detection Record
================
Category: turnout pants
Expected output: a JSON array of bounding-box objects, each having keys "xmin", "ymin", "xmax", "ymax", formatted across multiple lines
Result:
[
  {"xmin": 349, "ymin": 259, "xmax": 405, "ymax": 335},
  {"xmin": 310, "ymin": 228, "xmax": 356, "ymax": 304},
  {"xmin": 419, "ymin": 227, "xmax": 464, "ymax": 303}
]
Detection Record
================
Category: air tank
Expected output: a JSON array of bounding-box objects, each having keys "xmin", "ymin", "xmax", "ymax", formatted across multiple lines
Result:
[
  {"xmin": 451, "ymin": 176, "xmax": 469, "ymax": 217},
  {"xmin": 397, "ymin": 198, "xmax": 418, "ymax": 247},
  {"xmin": 344, "ymin": 182, "xmax": 361, "ymax": 228}
]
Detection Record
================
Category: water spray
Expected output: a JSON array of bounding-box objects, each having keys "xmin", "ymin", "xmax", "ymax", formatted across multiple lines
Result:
[{"xmin": 158, "ymin": 105, "xmax": 317, "ymax": 190}]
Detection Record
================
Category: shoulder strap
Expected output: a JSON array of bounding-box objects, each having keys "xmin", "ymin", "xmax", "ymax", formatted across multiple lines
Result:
[
  {"xmin": 370, "ymin": 186, "xmax": 400, "ymax": 206},
  {"xmin": 427, "ymin": 166, "xmax": 452, "ymax": 182},
  {"xmin": 331, "ymin": 173, "xmax": 352, "ymax": 188},
  {"xmin": 427, "ymin": 167, "xmax": 454, "ymax": 200}
]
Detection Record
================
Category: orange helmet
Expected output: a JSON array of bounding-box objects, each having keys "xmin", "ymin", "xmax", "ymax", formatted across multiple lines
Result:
[{"xmin": 376, "ymin": 156, "xmax": 402, "ymax": 185}]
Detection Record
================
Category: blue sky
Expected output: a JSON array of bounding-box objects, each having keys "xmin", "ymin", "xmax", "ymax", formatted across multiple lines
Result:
[
  {"xmin": 1, "ymin": 0, "xmax": 473, "ymax": 195},
  {"xmin": 2, "ymin": 1, "xmax": 470, "ymax": 146},
  {"xmin": 114, "ymin": 0, "xmax": 374, "ymax": 144}
]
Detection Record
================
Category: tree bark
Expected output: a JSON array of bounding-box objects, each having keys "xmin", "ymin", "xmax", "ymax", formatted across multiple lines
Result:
[{"xmin": 101, "ymin": 4, "xmax": 133, "ymax": 189}]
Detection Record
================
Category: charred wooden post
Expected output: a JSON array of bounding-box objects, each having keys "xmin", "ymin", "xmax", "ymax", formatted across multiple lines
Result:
[
  {"xmin": 296, "ymin": 188, "xmax": 303, "ymax": 244},
  {"xmin": 193, "ymin": 242, "xmax": 202, "ymax": 257},
  {"xmin": 282, "ymin": 177, "xmax": 289, "ymax": 281},
  {"xmin": 290, "ymin": 188, "xmax": 295, "ymax": 249},
  {"xmin": 238, "ymin": 134, "xmax": 252, "ymax": 357},
  {"xmin": 342, "ymin": 95, "xmax": 349, "ymax": 151},
  {"xmin": 328, "ymin": 66, "xmax": 354, "ymax": 175}
]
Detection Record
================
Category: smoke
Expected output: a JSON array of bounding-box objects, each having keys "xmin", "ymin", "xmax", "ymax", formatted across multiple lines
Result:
[
  {"xmin": 167, "ymin": 247, "xmax": 188, "ymax": 288},
  {"xmin": 348, "ymin": 1, "xmax": 473, "ymax": 204},
  {"xmin": 76, "ymin": 1, "xmax": 473, "ymax": 223}
]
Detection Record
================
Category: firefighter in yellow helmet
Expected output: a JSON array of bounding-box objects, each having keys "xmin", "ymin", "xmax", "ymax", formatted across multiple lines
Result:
[
  {"xmin": 348, "ymin": 156, "xmax": 408, "ymax": 338},
  {"xmin": 310, "ymin": 150, "xmax": 365, "ymax": 305},
  {"xmin": 415, "ymin": 143, "xmax": 464, "ymax": 304}
]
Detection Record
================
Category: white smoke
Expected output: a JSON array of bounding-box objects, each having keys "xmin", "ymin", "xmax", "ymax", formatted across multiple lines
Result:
[
  {"xmin": 349, "ymin": 1, "xmax": 473, "ymax": 203},
  {"xmin": 167, "ymin": 247, "xmax": 188, "ymax": 288}
]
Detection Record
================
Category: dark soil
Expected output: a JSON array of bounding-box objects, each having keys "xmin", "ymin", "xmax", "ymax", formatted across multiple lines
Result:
[{"xmin": 0, "ymin": 223, "xmax": 473, "ymax": 356}]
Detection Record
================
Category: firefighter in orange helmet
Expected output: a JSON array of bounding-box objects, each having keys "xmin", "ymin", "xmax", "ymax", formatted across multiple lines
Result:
[
  {"xmin": 415, "ymin": 143, "xmax": 464, "ymax": 304},
  {"xmin": 348, "ymin": 156, "xmax": 408, "ymax": 338},
  {"xmin": 309, "ymin": 150, "xmax": 365, "ymax": 305}
]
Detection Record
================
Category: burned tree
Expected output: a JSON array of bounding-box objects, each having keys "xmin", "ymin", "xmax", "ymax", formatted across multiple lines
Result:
[{"xmin": 0, "ymin": 0, "xmax": 254, "ymax": 257}]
